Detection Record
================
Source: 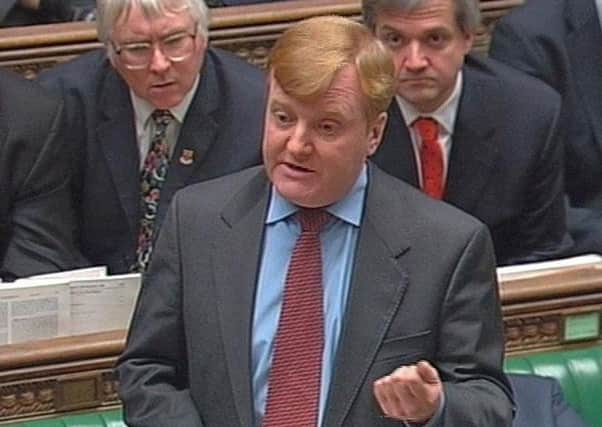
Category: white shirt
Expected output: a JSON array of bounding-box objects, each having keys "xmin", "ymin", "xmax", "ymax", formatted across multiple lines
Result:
[
  {"xmin": 395, "ymin": 71, "xmax": 463, "ymax": 186},
  {"xmin": 130, "ymin": 75, "xmax": 200, "ymax": 169}
]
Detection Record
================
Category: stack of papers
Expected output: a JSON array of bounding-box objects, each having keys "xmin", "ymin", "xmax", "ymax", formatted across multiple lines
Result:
[{"xmin": 0, "ymin": 267, "xmax": 140, "ymax": 345}]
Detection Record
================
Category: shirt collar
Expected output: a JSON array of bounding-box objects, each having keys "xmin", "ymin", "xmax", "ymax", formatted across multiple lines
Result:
[
  {"xmin": 130, "ymin": 74, "xmax": 200, "ymax": 129},
  {"xmin": 266, "ymin": 164, "xmax": 367, "ymax": 227},
  {"xmin": 395, "ymin": 70, "xmax": 463, "ymax": 134}
]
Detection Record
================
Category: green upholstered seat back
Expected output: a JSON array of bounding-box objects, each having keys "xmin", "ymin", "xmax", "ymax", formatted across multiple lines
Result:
[
  {"xmin": 3, "ymin": 409, "xmax": 125, "ymax": 427},
  {"xmin": 505, "ymin": 346, "xmax": 602, "ymax": 427}
]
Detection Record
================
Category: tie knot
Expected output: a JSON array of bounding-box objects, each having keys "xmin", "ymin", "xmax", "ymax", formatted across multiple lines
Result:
[
  {"xmin": 413, "ymin": 117, "xmax": 439, "ymax": 142},
  {"xmin": 296, "ymin": 209, "xmax": 330, "ymax": 232},
  {"xmin": 152, "ymin": 109, "xmax": 174, "ymax": 127}
]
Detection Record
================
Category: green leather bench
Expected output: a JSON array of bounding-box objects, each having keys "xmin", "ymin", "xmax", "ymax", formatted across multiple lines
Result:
[
  {"xmin": 4, "ymin": 410, "xmax": 126, "ymax": 427},
  {"xmin": 6, "ymin": 346, "xmax": 601, "ymax": 427},
  {"xmin": 505, "ymin": 346, "xmax": 602, "ymax": 427}
]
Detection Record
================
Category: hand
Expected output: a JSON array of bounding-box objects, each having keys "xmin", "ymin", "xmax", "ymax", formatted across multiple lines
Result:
[{"xmin": 373, "ymin": 360, "xmax": 442, "ymax": 423}]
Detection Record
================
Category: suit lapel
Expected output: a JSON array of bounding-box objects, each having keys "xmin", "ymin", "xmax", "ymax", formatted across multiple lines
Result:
[
  {"xmin": 212, "ymin": 168, "xmax": 270, "ymax": 427},
  {"xmin": 445, "ymin": 61, "xmax": 499, "ymax": 212},
  {"xmin": 375, "ymin": 102, "xmax": 419, "ymax": 186},
  {"xmin": 566, "ymin": 0, "xmax": 602, "ymax": 150},
  {"xmin": 158, "ymin": 53, "xmax": 220, "ymax": 224},
  {"xmin": 323, "ymin": 165, "xmax": 411, "ymax": 426},
  {"xmin": 96, "ymin": 70, "xmax": 140, "ymax": 236}
]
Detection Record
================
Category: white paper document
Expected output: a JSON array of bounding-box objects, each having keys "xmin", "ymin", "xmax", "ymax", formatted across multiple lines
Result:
[
  {"xmin": 70, "ymin": 274, "xmax": 141, "ymax": 335},
  {"xmin": 0, "ymin": 280, "xmax": 70, "ymax": 345},
  {"xmin": 0, "ymin": 267, "xmax": 141, "ymax": 344}
]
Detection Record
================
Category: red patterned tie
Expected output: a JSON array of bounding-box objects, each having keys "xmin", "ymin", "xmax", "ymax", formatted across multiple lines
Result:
[
  {"xmin": 263, "ymin": 209, "xmax": 331, "ymax": 427},
  {"xmin": 132, "ymin": 109, "xmax": 174, "ymax": 272},
  {"xmin": 413, "ymin": 117, "xmax": 444, "ymax": 199}
]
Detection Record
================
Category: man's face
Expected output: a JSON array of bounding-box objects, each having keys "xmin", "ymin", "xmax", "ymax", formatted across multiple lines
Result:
[
  {"xmin": 262, "ymin": 66, "xmax": 387, "ymax": 208},
  {"xmin": 109, "ymin": 4, "xmax": 206, "ymax": 109},
  {"xmin": 374, "ymin": 0, "xmax": 473, "ymax": 113}
]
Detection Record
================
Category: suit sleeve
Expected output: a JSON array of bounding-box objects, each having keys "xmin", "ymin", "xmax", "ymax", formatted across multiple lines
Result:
[
  {"xmin": 513, "ymin": 94, "xmax": 573, "ymax": 264},
  {"xmin": 550, "ymin": 378, "xmax": 591, "ymax": 427},
  {"xmin": 116, "ymin": 196, "xmax": 204, "ymax": 427},
  {"xmin": 489, "ymin": 17, "xmax": 556, "ymax": 86},
  {"xmin": 437, "ymin": 225, "xmax": 514, "ymax": 426},
  {"xmin": 0, "ymin": 1, "xmax": 17, "ymax": 22},
  {"xmin": 1, "ymin": 98, "xmax": 86, "ymax": 279}
]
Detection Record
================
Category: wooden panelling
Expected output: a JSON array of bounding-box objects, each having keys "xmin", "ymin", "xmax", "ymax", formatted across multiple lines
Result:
[
  {"xmin": 2, "ymin": 262, "xmax": 602, "ymax": 423},
  {"xmin": 0, "ymin": 0, "xmax": 524, "ymax": 78}
]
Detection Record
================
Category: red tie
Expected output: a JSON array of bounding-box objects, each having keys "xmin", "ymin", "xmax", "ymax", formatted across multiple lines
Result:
[
  {"xmin": 263, "ymin": 209, "xmax": 330, "ymax": 427},
  {"xmin": 414, "ymin": 117, "xmax": 444, "ymax": 199}
]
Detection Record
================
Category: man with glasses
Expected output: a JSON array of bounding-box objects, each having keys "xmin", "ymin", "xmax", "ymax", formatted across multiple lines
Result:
[{"xmin": 38, "ymin": 0, "xmax": 265, "ymax": 274}]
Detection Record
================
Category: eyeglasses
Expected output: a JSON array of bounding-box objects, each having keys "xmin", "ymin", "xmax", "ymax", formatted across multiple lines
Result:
[{"xmin": 111, "ymin": 30, "xmax": 198, "ymax": 70}]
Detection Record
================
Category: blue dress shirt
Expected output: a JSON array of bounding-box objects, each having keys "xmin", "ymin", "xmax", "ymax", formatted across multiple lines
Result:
[{"xmin": 251, "ymin": 166, "xmax": 367, "ymax": 426}]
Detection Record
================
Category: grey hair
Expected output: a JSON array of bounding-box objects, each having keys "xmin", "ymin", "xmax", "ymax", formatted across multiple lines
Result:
[
  {"xmin": 362, "ymin": 0, "xmax": 481, "ymax": 34},
  {"xmin": 97, "ymin": 0, "xmax": 210, "ymax": 44}
]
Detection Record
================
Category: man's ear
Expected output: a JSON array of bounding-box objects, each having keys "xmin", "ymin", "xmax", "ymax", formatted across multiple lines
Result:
[
  {"xmin": 462, "ymin": 30, "xmax": 475, "ymax": 55},
  {"xmin": 107, "ymin": 48, "xmax": 117, "ymax": 68},
  {"xmin": 367, "ymin": 111, "xmax": 388, "ymax": 156}
]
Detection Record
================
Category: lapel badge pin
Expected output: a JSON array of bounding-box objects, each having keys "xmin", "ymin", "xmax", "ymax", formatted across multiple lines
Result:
[{"xmin": 179, "ymin": 149, "xmax": 195, "ymax": 165}]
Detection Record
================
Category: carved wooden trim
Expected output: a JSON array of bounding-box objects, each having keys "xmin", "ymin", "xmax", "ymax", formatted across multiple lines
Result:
[
  {"xmin": 0, "ymin": 332, "xmax": 123, "ymax": 423},
  {"xmin": 1, "ymin": 262, "xmax": 601, "ymax": 422},
  {"xmin": 0, "ymin": 373, "xmax": 119, "ymax": 422},
  {"xmin": 0, "ymin": 0, "xmax": 524, "ymax": 77}
]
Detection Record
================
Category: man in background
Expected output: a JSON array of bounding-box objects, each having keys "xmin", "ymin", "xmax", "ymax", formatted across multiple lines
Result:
[
  {"xmin": 38, "ymin": 0, "xmax": 265, "ymax": 273},
  {"xmin": 0, "ymin": 69, "xmax": 83, "ymax": 280},
  {"xmin": 365, "ymin": 0, "xmax": 573, "ymax": 266},
  {"xmin": 490, "ymin": 0, "xmax": 602, "ymax": 256},
  {"xmin": 117, "ymin": 15, "xmax": 512, "ymax": 426}
]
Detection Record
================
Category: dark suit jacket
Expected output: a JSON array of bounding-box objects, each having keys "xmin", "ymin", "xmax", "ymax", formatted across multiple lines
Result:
[
  {"xmin": 116, "ymin": 163, "xmax": 513, "ymax": 426},
  {"xmin": 38, "ymin": 47, "xmax": 265, "ymax": 273},
  {"xmin": 509, "ymin": 374, "xmax": 589, "ymax": 427},
  {"xmin": 0, "ymin": 0, "xmax": 94, "ymax": 26},
  {"xmin": 0, "ymin": 69, "xmax": 83, "ymax": 280},
  {"xmin": 490, "ymin": 0, "xmax": 602, "ymax": 255},
  {"xmin": 371, "ymin": 55, "xmax": 572, "ymax": 266}
]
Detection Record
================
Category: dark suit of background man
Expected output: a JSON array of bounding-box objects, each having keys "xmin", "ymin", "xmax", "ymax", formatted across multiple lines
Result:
[
  {"xmin": 0, "ymin": 69, "xmax": 84, "ymax": 281},
  {"xmin": 0, "ymin": 0, "xmax": 95, "ymax": 26},
  {"xmin": 38, "ymin": 0, "xmax": 265, "ymax": 274},
  {"xmin": 490, "ymin": 0, "xmax": 602, "ymax": 256},
  {"xmin": 363, "ymin": 0, "xmax": 573, "ymax": 266},
  {"xmin": 509, "ymin": 374, "xmax": 590, "ymax": 427},
  {"xmin": 117, "ymin": 15, "xmax": 512, "ymax": 427}
]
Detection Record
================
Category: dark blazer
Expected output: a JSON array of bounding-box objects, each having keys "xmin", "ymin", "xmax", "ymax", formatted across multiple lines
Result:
[
  {"xmin": 116, "ymin": 163, "xmax": 513, "ymax": 427},
  {"xmin": 371, "ymin": 55, "xmax": 572, "ymax": 266},
  {"xmin": 490, "ymin": 0, "xmax": 602, "ymax": 255},
  {"xmin": 0, "ymin": 69, "xmax": 83, "ymax": 280},
  {"xmin": 509, "ymin": 374, "xmax": 589, "ymax": 427},
  {"xmin": 0, "ymin": 0, "xmax": 94, "ymax": 26},
  {"xmin": 38, "ymin": 48, "xmax": 265, "ymax": 273}
]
